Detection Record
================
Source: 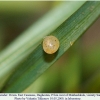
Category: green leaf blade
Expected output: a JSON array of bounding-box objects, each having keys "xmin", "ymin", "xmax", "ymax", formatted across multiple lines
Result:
[
  {"xmin": 1, "ymin": 1, "xmax": 100, "ymax": 92},
  {"xmin": 0, "ymin": 2, "xmax": 86, "ymax": 89}
]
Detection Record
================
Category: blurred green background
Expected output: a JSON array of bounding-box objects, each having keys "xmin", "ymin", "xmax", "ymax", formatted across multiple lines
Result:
[{"xmin": 0, "ymin": 2, "xmax": 100, "ymax": 93}]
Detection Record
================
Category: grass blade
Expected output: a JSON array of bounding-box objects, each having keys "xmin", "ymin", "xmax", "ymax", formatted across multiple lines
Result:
[
  {"xmin": 0, "ymin": 2, "xmax": 85, "ymax": 89},
  {"xmin": 1, "ymin": 1, "xmax": 100, "ymax": 92}
]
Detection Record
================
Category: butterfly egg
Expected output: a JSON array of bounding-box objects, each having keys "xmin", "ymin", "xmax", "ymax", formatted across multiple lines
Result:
[{"xmin": 43, "ymin": 36, "xmax": 59, "ymax": 54}]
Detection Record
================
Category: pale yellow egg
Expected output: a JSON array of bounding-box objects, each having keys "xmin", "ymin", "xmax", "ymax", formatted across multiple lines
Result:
[{"xmin": 43, "ymin": 36, "xmax": 59, "ymax": 54}]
